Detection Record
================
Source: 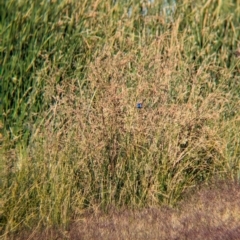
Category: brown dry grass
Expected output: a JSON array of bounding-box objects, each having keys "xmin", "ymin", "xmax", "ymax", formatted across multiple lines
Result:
[
  {"xmin": 32, "ymin": 44, "xmax": 232, "ymax": 207},
  {"xmin": 2, "ymin": 42, "xmax": 240, "ymax": 239}
]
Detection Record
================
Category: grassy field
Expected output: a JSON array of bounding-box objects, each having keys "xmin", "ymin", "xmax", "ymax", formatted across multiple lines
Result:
[{"xmin": 1, "ymin": 0, "xmax": 240, "ymax": 239}]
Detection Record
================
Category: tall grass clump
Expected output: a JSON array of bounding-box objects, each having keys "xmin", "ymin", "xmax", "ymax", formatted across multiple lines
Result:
[{"xmin": 1, "ymin": 0, "xmax": 240, "ymax": 237}]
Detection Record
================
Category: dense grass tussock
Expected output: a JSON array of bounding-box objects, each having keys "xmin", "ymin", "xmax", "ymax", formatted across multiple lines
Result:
[{"xmin": 1, "ymin": 0, "xmax": 240, "ymax": 237}]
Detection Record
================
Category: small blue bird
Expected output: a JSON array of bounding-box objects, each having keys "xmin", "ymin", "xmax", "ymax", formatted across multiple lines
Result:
[
  {"xmin": 137, "ymin": 103, "xmax": 143, "ymax": 109},
  {"xmin": 137, "ymin": 99, "xmax": 145, "ymax": 109}
]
